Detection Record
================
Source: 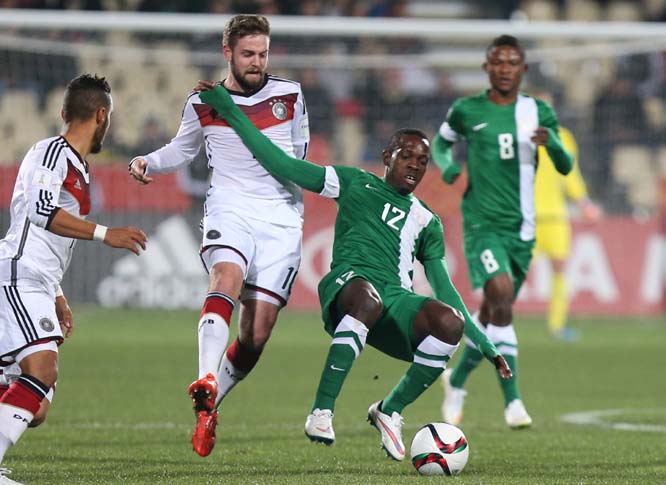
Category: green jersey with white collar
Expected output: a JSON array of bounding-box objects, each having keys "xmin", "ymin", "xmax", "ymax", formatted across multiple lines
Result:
[
  {"xmin": 436, "ymin": 91, "xmax": 572, "ymax": 239},
  {"xmin": 319, "ymin": 165, "xmax": 444, "ymax": 289}
]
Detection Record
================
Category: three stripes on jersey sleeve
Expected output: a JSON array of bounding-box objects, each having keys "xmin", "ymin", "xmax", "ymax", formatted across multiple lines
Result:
[
  {"xmin": 35, "ymin": 190, "xmax": 57, "ymax": 217},
  {"xmin": 34, "ymin": 136, "xmax": 66, "ymax": 218},
  {"xmin": 42, "ymin": 136, "xmax": 66, "ymax": 171}
]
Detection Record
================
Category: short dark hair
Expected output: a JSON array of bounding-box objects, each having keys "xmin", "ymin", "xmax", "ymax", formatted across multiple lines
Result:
[
  {"xmin": 223, "ymin": 14, "xmax": 270, "ymax": 51},
  {"xmin": 486, "ymin": 34, "xmax": 524, "ymax": 59},
  {"xmin": 62, "ymin": 74, "xmax": 111, "ymax": 123},
  {"xmin": 386, "ymin": 128, "xmax": 429, "ymax": 153}
]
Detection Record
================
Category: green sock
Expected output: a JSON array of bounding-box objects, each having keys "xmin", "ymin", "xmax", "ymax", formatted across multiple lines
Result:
[
  {"xmin": 311, "ymin": 314, "xmax": 368, "ymax": 413},
  {"xmin": 311, "ymin": 343, "xmax": 355, "ymax": 412},
  {"xmin": 450, "ymin": 344, "xmax": 483, "ymax": 388},
  {"xmin": 382, "ymin": 363, "xmax": 443, "ymax": 415},
  {"xmin": 485, "ymin": 323, "xmax": 520, "ymax": 406},
  {"xmin": 497, "ymin": 354, "xmax": 520, "ymax": 406}
]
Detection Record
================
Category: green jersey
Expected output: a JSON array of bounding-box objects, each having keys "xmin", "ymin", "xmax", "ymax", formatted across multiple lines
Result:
[
  {"xmin": 437, "ymin": 90, "xmax": 571, "ymax": 238},
  {"xmin": 321, "ymin": 165, "xmax": 444, "ymax": 290}
]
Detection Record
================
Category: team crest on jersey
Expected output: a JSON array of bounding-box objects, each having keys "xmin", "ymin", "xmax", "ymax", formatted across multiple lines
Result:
[
  {"xmin": 39, "ymin": 318, "xmax": 55, "ymax": 332},
  {"xmin": 271, "ymin": 101, "xmax": 288, "ymax": 120}
]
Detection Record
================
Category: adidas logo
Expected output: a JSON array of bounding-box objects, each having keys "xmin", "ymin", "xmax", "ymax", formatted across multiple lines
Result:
[{"xmin": 97, "ymin": 215, "xmax": 208, "ymax": 308}]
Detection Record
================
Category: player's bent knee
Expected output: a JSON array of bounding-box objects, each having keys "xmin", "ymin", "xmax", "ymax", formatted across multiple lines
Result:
[
  {"xmin": 441, "ymin": 305, "xmax": 464, "ymax": 340},
  {"xmin": 17, "ymin": 349, "xmax": 59, "ymax": 389},
  {"xmin": 420, "ymin": 302, "xmax": 464, "ymax": 344}
]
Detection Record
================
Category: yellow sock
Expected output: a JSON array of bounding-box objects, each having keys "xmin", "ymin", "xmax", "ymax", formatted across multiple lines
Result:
[{"xmin": 548, "ymin": 272, "xmax": 568, "ymax": 334}]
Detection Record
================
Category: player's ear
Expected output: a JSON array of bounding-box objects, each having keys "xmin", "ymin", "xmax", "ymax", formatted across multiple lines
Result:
[
  {"xmin": 222, "ymin": 44, "xmax": 232, "ymax": 62},
  {"xmin": 96, "ymin": 106, "xmax": 107, "ymax": 125},
  {"xmin": 382, "ymin": 149, "xmax": 392, "ymax": 168}
]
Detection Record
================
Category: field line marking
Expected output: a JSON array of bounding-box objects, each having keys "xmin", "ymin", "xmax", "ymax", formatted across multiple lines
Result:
[{"xmin": 560, "ymin": 408, "xmax": 666, "ymax": 432}]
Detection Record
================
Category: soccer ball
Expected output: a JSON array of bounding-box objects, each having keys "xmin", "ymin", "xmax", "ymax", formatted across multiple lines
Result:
[{"xmin": 410, "ymin": 422, "xmax": 469, "ymax": 476}]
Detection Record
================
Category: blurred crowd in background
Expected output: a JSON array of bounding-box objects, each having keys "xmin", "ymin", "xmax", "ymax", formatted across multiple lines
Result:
[
  {"xmin": 1, "ymin": 0, "xmax": 666, "ymax": 217},
  {"xmin": 3, "ymin": 0, "xmax": 666, "ymax": 21}
]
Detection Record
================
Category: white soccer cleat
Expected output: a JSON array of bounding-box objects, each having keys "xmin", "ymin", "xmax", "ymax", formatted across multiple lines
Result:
[
  {"xmin": 441, "ymin": 368, "xmax": 466, "ymax": 425},
  {"xmin": 304, "ymin": 408, "xmax": 335, "ymax": 445},
  {"xmin": 504, "ymin": 399, "xmax": 533, "ymax": 429},
  {"xmin": 0, "ymin": 469, "xmax": 24, "ymax": 485},
  {"xmin": 367, "ymin": 401, "xmax": 405, "ymax": 461}
]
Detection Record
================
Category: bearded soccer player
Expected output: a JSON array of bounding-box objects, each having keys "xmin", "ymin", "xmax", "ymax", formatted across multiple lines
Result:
[
  {"xmin": 431, "ymin": 35, "xmax": 573, "ymax": 429},
  {"xmin": 196, "ymin": 83, "xmax": 511, "ymax": 462},
  {"xmin": 128, "ymin": 15, "xmax": 310, "ymax": 457},
  {"xmin": 0, "ymin": 74, "xmax": 146, "ymax": 484}
]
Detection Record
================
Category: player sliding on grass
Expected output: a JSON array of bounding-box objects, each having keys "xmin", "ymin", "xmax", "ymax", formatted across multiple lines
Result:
[
  {"xmin": 0, "ymin": 74, "xmax": 147, "ymax": 485},
  {"xmin": 197, "ymin": 83, "xmax": 511, "ymax": 461}
]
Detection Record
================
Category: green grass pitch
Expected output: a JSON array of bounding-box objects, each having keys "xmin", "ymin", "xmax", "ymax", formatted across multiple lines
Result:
[{"xmin": 4, "ymin": 308, "xmax": 665, "ymax": 484}]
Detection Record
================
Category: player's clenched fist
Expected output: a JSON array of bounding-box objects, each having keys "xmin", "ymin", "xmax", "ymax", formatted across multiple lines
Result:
[
  {"xmin": 104, "ymin": 226, "xmax": 147, "ymax": 255},
  {"xmin": 128, "ymin": 157, "xmax": 153, "ymax": 185}
]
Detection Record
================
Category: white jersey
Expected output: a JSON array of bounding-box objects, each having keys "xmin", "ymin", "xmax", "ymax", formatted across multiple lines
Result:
[
  {"xmin": 0, "ymin": 135, "xmax": 91, "ymax": 297},
  {"xmin": 143, "ymin": 75, "xmax": 310, "ymax": 228}
]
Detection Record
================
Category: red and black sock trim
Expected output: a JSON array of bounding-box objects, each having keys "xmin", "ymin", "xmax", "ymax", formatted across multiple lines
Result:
[
  {"xmin": 226, "ymin": 337, "xmax": 262, "ymax": 374},
  {"xmin": 0, "ymin": 374, "xmax": 49, "ymax": 415},
  {"xmin": 200, "ymin": 292, "xmax": 235, "ymax": 323},
  {"xmin": 17, "ymin": 374, "xmax": 50, "ymax": 401}
]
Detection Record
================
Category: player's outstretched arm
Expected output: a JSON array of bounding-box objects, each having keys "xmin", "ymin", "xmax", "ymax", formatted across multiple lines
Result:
[
  {"xmin": 431, "ymin": 134, "xmax": 462, "ymax": 184},
  {"xmin": 423, "ymin": 258, "xmax": 512, "ymax": 379},
  {"xmin": 47, "ymin": 209, "xmax": 147, "ymax": 256},
  {"xmin": 199, "ymin": 84, "xmax": 326, "ymax": 193}
]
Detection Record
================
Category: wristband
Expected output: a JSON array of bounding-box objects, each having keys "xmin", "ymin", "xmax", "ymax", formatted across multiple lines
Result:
[
  {"xmin": 93, "ymin": 224, "xmax": 108, "ymax": 242},
  {"xmin": 55, "ymin": 284, "xmax": 64, "ymax": 297}
]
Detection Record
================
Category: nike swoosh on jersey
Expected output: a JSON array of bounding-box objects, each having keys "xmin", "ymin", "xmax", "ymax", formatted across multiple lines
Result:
[
  {"xmin": 472, "ymin": 122, "xmax": 488, "ymax": 131},
  {"xmin": 330, "ymin": 364, "xmax": 346, "ymax": 372},
  {"xmin": 364, "ymin": 183, "xmax": 376, "ymax": 190}
]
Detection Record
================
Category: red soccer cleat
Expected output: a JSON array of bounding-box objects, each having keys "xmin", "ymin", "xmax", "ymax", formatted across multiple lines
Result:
[
  {"xmin": 188, "ymin": 373, "xmax": 219, "ymax": 456},
  {"xmin": 192, "ymin": 409, "xmax": 219, "ymax": 457},
  {"xmin": 188, "ymin": 373, "xmax": 218, "ymax": 413}
]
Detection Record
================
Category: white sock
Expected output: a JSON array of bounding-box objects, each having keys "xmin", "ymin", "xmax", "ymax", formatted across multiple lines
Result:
[
  {"xmin": 0, "ymin": 433, "xmax": 12, "ymax": 464},
  {"xmin": 197, "ymin": 313, "xmax": 230, "ymax": 379},
  {"xmin": 331, "ymin": 314, "xmax": 369, "ymax": 358},
  {"xmin": 414, "ymin": 336, "xmax": 460, "ymax": 368},
  {"xmin": 486, "ymin": 323, "xmax": 518, "ymax": 357},
  {"xmin": 0, "ymin": 403, "xmax": 34, "ymax": 463},
  {"xmin": 215, "ymin": 353, "xmax": 247, "ymax": 407}
]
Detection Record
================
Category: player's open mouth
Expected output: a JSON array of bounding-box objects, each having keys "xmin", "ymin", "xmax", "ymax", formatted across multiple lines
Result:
[{"xmin": 405, "ymin": 174, "xmax": 417, "ymax": 184}]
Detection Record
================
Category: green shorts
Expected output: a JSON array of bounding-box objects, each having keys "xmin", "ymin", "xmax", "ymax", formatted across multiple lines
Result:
[
  {"xmin": 463, "ymin": 227, "xmax": 534, "ymax": 298},
  {"xmin": 318, "ymin": 264, "xmax": 435, "ymax": 362}
]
